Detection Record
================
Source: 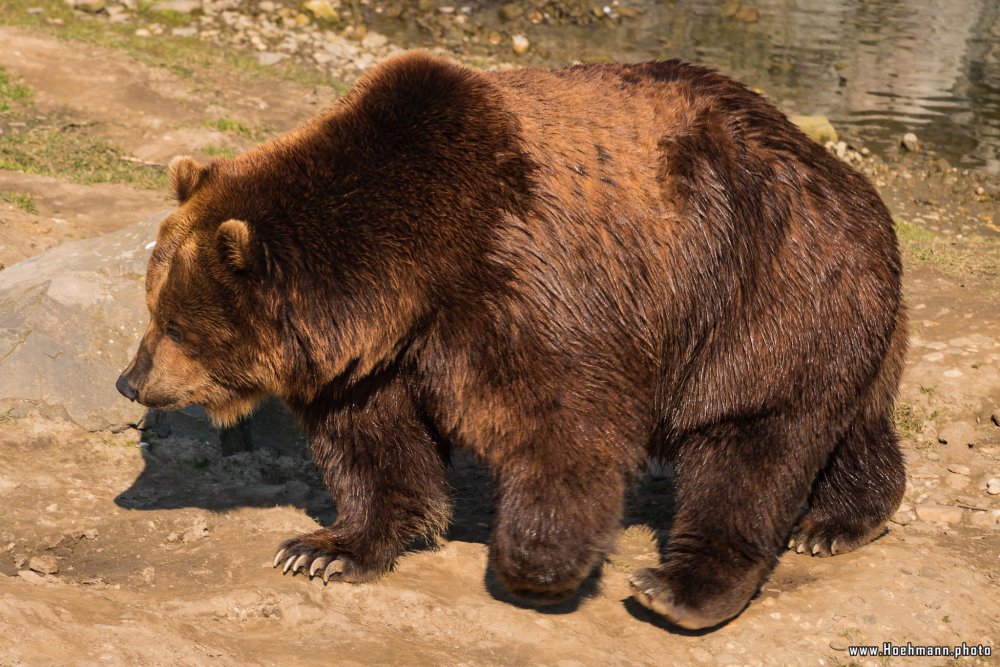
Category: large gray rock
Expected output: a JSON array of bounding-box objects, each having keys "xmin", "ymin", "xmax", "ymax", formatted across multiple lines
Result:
[{"xmin": 0, "ymin": 214, "xmax": 306, "ymax": 455}]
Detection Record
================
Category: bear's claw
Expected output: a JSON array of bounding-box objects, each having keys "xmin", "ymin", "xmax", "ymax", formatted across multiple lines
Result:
[
  {"xmin": 629, "ymin": 568, "xmax": 717, "ymax": 630},
  {"xmin": 309, "ymin": 556, "xmax": 331, "ymax": 577},
  {"xmin": 272, "ymin": 540, "xmax": 356, "ymax": 583},
  {"xmin": 787, "ymin": 533, "xmax": 845, "ymax": 557}
]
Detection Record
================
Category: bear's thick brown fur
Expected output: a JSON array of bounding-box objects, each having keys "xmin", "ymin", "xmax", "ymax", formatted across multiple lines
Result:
[{"xmin": 117, "ymin": 52, "xmax": 906, "ymax": 630}]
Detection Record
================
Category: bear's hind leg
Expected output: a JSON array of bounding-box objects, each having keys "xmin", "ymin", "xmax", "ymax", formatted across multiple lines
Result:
[
  {"xmin": 275, "ymin": 374, "xmax": 451, "ymax": 583},
  {"xmin": 630, "ymin": 416, "xmax": 828, "ymax": 630},
  {"xmin": 787, "ymin": 407, "xmax": 905, "ymax": 557},
  {"xmin": 788, "ymin": 321, "xmax": 906, "ymax": 558}
]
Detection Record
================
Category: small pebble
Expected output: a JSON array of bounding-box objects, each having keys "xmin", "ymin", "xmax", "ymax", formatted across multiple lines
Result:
[
  {"xmin": 987, "ymin": 478, "xmax": 1000, "ymax": 495},
  {"xmin": 947, "ymin": 464, "xmax": 970, "ymax": 475},
  {"xmin": 511, "ymin": 34, "xmax": 529, "ymax": 55},
  {"xmin": 901, "ymin": 132, "xmax": 920, "ymax": 152},
  {"xmin": 916, "ymin": 504, "xmax": 964, "ymax": 524},
  {"xmin": 360, "ymin": 31, "xmax": 388, "ymax": 50},
  {"xmin": 257, "ymin": 52, "xmax": 285, "ymax": 66},
  {"xmin": 28, "ymin": 554, "xmax": 59, "ymax": 575}
]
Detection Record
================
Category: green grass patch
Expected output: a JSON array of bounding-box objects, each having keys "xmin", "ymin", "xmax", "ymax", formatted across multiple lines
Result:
[
  {"xmin": 0, "ymin": 0, "xmax": 339, "ymax": 88},
  {"xmin": 0, "ymin": 65, "xmax": 32, "ymax": 113},
  {"xmin": 0, "ymin": 125, "xmax": 166, "ymax": 188},
  {"xmin": 0, "ymin": 190, "xmax": 37, "ymax": 213},
  {"xmin": 204, "ymin": 117, "xmax": 263, "ymax": 141},
  {"xmin": 893, "ymin": 401, "xmax": 922, "ymax": 441},
  {"xmin": 135, "ymin": 1, "xmax": 196, "ymax": 27},
  {"xmin": 895, "ymin": 217, "xmax": 1000, "ymax": 276},
  {"xmin": 202, "ymin": 145, "xmax": 238, "ymax": 158}
]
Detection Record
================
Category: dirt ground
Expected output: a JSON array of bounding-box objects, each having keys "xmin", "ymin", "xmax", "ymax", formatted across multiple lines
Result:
[{"xmin": 1, "ymin": 22, "xmax": 999, "ymax": 667}]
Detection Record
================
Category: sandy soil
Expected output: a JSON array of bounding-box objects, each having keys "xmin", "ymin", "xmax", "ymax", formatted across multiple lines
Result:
[{"xmin": 1, "ymin": 26, "xmax": 999, "ymax": 667}]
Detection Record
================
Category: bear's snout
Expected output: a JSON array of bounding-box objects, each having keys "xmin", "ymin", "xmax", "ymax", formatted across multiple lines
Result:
[{"xmin": 115, "ymin": 371, "xmax": 139, "ymax": 402}]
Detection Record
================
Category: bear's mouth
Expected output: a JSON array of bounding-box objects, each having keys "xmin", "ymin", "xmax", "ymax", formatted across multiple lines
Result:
[{"xmin": 136, "ymin": 388, "xmax": 197, "ymax": 411}]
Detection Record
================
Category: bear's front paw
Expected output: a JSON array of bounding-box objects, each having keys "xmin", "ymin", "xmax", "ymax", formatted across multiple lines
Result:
[
  {"xmin": 629, "ymin": 568, "xmax": 732, "ymax": 631},
  {"xmin": 272, "ymin": 530, "xmax": 378, "ymax": 584}
]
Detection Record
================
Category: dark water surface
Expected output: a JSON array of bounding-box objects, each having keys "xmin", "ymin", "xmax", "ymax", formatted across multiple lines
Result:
[{"xmin": 372, "ymin": 0, "xmax": 1000, "ymax": 169}]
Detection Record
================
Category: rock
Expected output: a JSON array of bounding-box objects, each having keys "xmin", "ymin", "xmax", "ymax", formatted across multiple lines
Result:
[
  {"xmin": 915, "ymin": 504, "xmax": 963, "ymax": 524},
  {"xmin": 149, "ymin": 0, "xmax": 199, "ymax": 13},
  {"xmin": 734, "ymin": 5, "xmax": 759, "ymax": 22},
  {"xmin": 258, "ymin": 0, "xmax": 275, "ymax": 11},
  {"xmin": 987, "ymin": 478, "xmax": 1000, "ymax": 496},
  {"xmin": 891, "ymin": 503, "xmax": 916, "ymax": 525},
  {"xmin": 945, "ymin": 473, "xmax": 968, "ymax": 490},
  {"xmin": 0, "ymin": 216, "xmax": 307, "ymax": 455},
  {"xmin": 171, "ymin": 26, "xmax": 197, "ymax": 36},
  {"xmin": 182, "ymin": 518, "xmax": 209, "ymax": 543},
  {"xmin": 301, "ymin": 0, "xmax": 338, "ymax": 23},
  {"xmin": 499, "ymin": 2, "xmax": 522, "ymax": 21},
  {"xmin": 353, "ymin": 53, "xmax": 375, "ymax": 70},
  {"xmin": 511, "ymin": 34, "xmax": 529, "ymax": 55},
  {"xmin": 257, "ymin": 51, "xmax": 285, "ymax": 66},
  {"xmin": 937, "ymin": 421, "xmax": 976, "ymax": 447},
  {"xmin": 947, "ymin": 464, "xmax": 970, "ymax": 475},
  {"xmin": 360, "ymin": 31, "xmax": 387, "ymax": 49},
  {"xmin": 0, "ymin": 215, "xmax": 163, "ymax": 430},
  {"xmin": 28, "ymin": 554, "xmax": 59, "ymax": 575},
  {"xmin": 789, "ymin": 115, "xmax": 838, "ymax": 145},
  {"xmin": 901, "ymin": 132, "xmax": 920, "ymax": 152},
  {"xmin": 969, "ymin": 509, "xmax": 1000, "ymax": 527},
  {"xmin": 721, "ymin": 0, "xmax": 740, "ymax": 17},
  {"xmin": 74, "ymin": 0, "xmax": 106, "ymax": 12},
  {"xmin": 17, "ymin": 570, "xmax": 48, "ymax": 585}
]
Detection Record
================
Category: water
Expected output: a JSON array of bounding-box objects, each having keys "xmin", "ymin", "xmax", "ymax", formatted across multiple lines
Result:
[{"xmin": 369, "ymin": 0, "xmax": 1000, "ymax": 169}]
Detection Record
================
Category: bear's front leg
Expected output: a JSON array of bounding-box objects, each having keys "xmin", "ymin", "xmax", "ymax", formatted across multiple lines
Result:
[
  {"xmin": 489, "ymin": 452, "xmax": 629, "ymax": 604},
  {"xmin": 275, "ymin": 374, "xmax": 451, "ymax": 583}
]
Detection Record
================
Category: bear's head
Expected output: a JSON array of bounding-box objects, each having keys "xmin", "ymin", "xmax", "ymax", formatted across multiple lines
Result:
[
  {"xmin": 115, "ymin": 156, "xmax": 283, "ymax": 427},
  {"xmin": 116, "ymin": 53, "xmax": 535, "ymax": 426}
]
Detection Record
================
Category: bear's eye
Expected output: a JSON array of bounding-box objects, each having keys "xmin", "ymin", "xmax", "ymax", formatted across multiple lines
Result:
[{"xmin": 164, "ymin": 322, "xmax": 184, "ymax": 343}]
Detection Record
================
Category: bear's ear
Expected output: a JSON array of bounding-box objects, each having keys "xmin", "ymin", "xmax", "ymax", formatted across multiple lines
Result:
[
  {"xmin": 216, "ymin": 219, "xmax": 253, "ymax": 273},
  {"xmin": 169, "ymin": 155, "xmax": 207, "ymax": 203}
]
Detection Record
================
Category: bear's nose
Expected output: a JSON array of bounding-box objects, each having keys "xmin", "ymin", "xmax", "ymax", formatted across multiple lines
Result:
[{"xmin": 116, "ymin": 372, "xmax": 139, "ymax": 402}]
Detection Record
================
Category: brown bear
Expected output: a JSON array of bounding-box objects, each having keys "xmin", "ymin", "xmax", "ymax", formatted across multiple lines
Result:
[{"xmin": 116, "ymin": 52, "xmax": 906, "ymax": 630}]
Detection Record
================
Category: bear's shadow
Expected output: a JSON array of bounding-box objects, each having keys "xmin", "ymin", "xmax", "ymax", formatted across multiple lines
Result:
[{"xmin": 116, "ymin": 403, "xmax": 679, "ymax": 620}]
